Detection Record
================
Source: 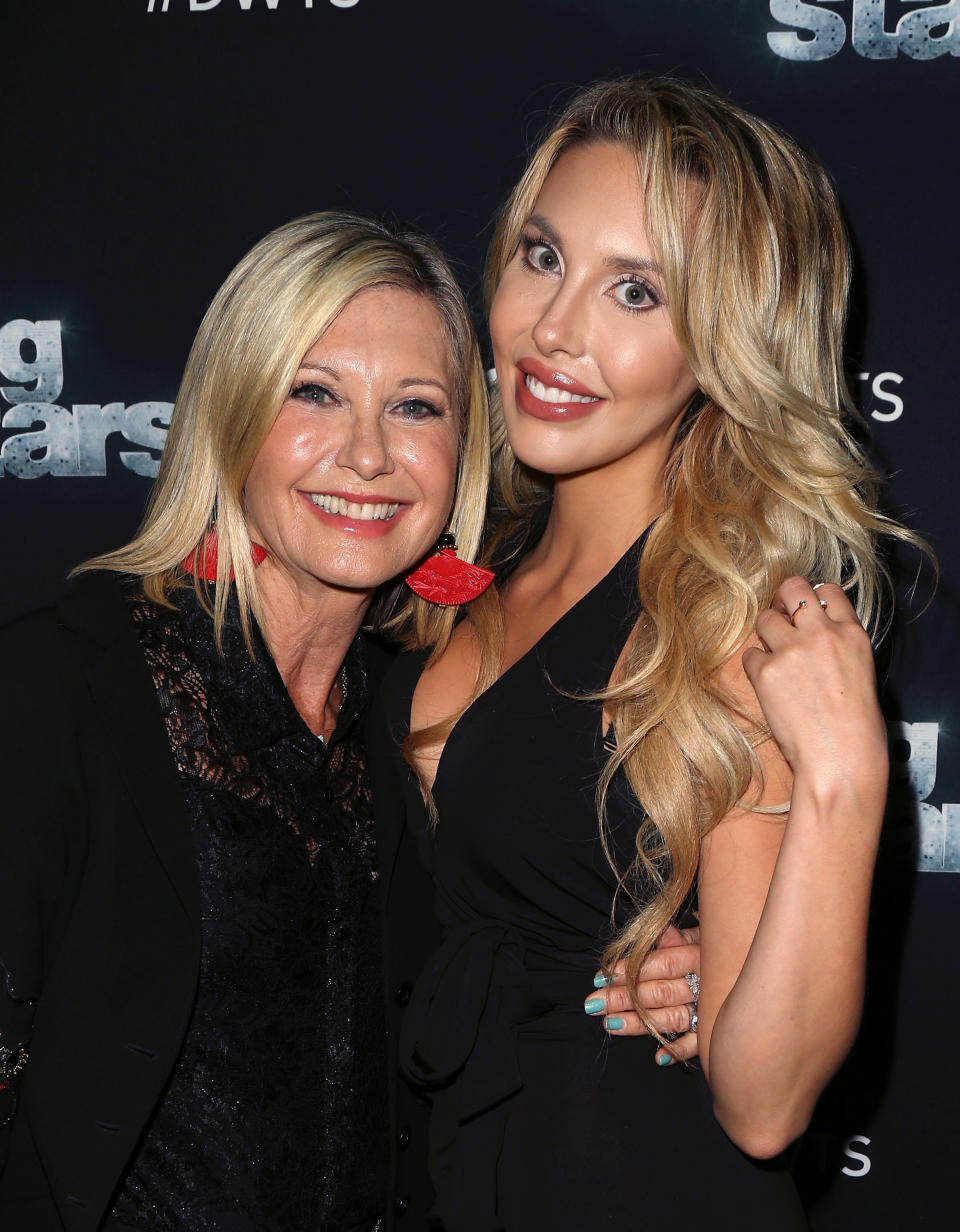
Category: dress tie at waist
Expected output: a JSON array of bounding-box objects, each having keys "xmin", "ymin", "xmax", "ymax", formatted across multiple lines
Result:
[{"xmin": 399, "ymin": 919, "xmax": 589, "ymax": 1231}]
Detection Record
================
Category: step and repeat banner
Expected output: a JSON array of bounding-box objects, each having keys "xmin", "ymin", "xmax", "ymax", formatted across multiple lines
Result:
[{"xmin": 2, "ymin": 2, "xmax": 957, "ymax": 1226}]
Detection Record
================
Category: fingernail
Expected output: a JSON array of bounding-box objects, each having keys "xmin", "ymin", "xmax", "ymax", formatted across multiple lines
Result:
[
  {"xmin": 603, "ymin": 1016, "xmax": 624, "ymax": 1032},
  {"xmin": 656, "ymin": 1052, "xmax": 674, "ymax": 1067},
  {"xmin": 583, "ymin": 997, "xmax": 605, "ymax": 1015},
  {"xmin": 593, "ymin": 972, "xmax": 613, "ymax": 988}
]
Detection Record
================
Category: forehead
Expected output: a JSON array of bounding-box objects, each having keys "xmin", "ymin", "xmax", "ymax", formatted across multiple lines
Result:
[
  {"xmin": 302, "ymin": 284, "xmax": 454, "ymax": 377},
  {"xmin": 533, "ymin": 142, "xmax": 648, "ymax": 243}
]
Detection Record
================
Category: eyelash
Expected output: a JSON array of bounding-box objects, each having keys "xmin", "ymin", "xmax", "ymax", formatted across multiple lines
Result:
[
  {"xmin": 609, "ymin": 275, "xmax": 661, "ymax": 313},
  {"xmin": 395, "ymin": 398, "xmax": 443, "ymax": 420},
  {"xmin": 519, "ymin": 233, "xmax": 559, "ymax": 274},
  {"xmin": 290, "ymin": 381, "xmax": 335, "ymax": 404},
  {"xmin": 518, "ymin": 232, "xmax": 661, "ymax": 313}
]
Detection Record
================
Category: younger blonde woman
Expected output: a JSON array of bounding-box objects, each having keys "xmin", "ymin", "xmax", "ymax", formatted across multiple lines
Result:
[{"xmin": 380, "ymin": 78, "xmax": 909, "ymax": 1230}]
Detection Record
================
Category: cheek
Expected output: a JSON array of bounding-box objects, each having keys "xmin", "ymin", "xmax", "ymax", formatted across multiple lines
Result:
[
  {"xmin": 610, "ymin": 335, "xmax": 695, "ymax": 401},
  {"xmin": 242, "ymin": 455, "xmax": 275, "ymax": 522},
  {"xmin": 395, "ymin": 427, "xmax": 460, "ymax": 503},
  {"xmin": 425, "ymin": 435, "xmax": 460, "ymax": 505},
  {"xmin": 243, "ymin": 431, "xmax": 310, "ymax": 521},
  {"xmin": 489, "ymin": 272, "xmax": 526, "ymax": 358},
  {"xmin": 488, "ymin": 290, "xmax": 508, "ymax": 355},
  {"xmin": 426, "ymin": 440, "xmax": 460, "ymax": 522}
]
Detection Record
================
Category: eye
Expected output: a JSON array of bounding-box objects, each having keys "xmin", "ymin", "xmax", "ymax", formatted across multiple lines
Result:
[
  {"xmin": 290, "ymin": 381, "xmax": 336, "ymax": 405},
  {"xmin": 520, "ymin": 234, "xmax": 561, "ymax": 274},
  {"xmin": 393, "ymin": 397, "xmax": 443, "ymax": 421},
  {"xmin": 609, "ymin": 278, "xmax": 660, "ymax": 312}
]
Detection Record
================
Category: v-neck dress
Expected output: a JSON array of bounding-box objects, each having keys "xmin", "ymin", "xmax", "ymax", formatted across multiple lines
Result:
[{"xmin": 382, "ymin": 534, "xmax": 805, "ymax": 1230}]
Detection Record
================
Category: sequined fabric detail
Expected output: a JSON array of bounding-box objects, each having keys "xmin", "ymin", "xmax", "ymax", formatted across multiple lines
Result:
[{"xmin": 109, "ymin": 589, "xmax": 386, "ymax": 1231}]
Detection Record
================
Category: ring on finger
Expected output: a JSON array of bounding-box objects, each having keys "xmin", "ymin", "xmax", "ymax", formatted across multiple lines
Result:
[
  {"xmin": 683, "ymin": 971, "xmax": 700, "ymax": 1034},
  {"xmin": 789, "ymin": 599, "xmax": 808, "ymax": 624},
  {"xmin": 790, "ymin": 598, "xmax": 826, "ymax": 623}
]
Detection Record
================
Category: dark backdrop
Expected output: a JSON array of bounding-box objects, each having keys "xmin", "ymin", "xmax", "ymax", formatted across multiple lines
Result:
[{"xmin": 2, "ymin": 2, "xmax": 957, "ymax": 1225}]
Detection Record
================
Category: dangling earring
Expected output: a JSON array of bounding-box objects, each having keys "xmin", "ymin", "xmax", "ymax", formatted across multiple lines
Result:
[
  {"xmin": 181, "ymin": 529, "xmax": 267, "ymax": 581},
  {"xmin": 404, "ymin": 532, "xmax": 494, "ymax": 606}
]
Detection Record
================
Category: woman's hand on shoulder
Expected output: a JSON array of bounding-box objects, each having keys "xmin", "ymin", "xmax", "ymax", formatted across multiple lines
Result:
[{"xmin": 741, "ymin": 578, "xmax": 888, "ymax": 804}]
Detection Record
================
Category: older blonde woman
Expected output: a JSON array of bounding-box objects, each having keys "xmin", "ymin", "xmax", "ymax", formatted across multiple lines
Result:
[{"xmin": 0, "ymin": 212, "xmax": 491, "ymax": 1232}]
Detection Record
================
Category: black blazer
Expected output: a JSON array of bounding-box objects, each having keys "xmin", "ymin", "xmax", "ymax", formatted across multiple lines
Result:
[
  {"xmin": 0, "ymin": 574, "xmax": 441, "ymax": 1232},
  {"xmin": 0, "ymin": 573, "xmax": 200, "ymax": 1231},
  {"xmin": 366, "ymin": 663, "xmax": 441, "ymax": 1231}
]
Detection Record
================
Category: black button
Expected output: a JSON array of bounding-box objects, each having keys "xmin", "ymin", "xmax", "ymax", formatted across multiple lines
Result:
[
  {"xmin": 394, "ymin": 983, "xmax": 413, "ymax": 1008},
  {"xmin": 398, "ymin": 1124, "xmax": 411, "ymax": 1150},
  {"xmin": 395, "ymin": 1194, "xmax": 409, "ymax": 1217}
]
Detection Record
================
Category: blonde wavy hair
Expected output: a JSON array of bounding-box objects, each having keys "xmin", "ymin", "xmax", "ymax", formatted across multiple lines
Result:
[
  {"xmin": 463, "ymin": 77, "xmax": 917, "ymax": 1032},
  {"xmin": 79, "ymin": 211, "xmax": 490, "ymax": 653}
]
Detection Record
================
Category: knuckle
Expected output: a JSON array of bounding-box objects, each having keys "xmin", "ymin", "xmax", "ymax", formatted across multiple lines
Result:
[
  {"xmin": 607, "ymin": 988, "xmax": 628, "ymax": 1013},
  {"xmin": 666, "ymin": 945, "xmax": 697, "ymax": 975}
]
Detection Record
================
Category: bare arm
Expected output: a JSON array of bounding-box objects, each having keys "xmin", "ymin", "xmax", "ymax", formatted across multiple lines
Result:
[{"xmin": 696, "ymin": 579, "xmax": 888, "ymax": 1158}]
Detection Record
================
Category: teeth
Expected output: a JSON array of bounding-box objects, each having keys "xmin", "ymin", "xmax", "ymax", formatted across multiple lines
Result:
[
  {"xmin": 524, "ymin": 374, "xmax": 598, "ymax": 404},
  {"xmin": 309, "ymin": 494, "xmax": 400, "ymax": 521}
]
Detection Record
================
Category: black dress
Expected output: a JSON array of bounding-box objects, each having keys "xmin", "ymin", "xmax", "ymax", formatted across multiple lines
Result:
[{"xmin": 384, "ymin": 534, "xmax": 806, "ymax": 1231}]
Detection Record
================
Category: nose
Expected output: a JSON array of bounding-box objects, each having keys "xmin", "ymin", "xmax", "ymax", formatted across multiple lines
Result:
[
  {"xmin": 530, "ymin": 280, "xmax": 586, "ymax": 358},
  {"xmin": 335, "ymin": 410, "xmax": 395, "ymax": 480}
]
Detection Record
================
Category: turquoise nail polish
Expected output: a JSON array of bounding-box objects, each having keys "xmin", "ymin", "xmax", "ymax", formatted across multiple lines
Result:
[
  {"xmin": 583, "ymin": 997, "xmax": 605, "ymax": 1015},
  {"xmin": 657, "ymin": 1053, "xmax": 673, "ymax": 1067},
  {"xmin": 603, "ymin": 1016, "xmax": 624, "ymax": 1032},
  {"xmin": 593, "ymin": 972, "xmax": 613, "ymax": 988}
]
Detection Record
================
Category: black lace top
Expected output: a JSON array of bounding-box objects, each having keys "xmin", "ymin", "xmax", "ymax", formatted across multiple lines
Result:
[{"xmin": 108, "ymin": 588, "xmax": 386, "ymax": 1232}]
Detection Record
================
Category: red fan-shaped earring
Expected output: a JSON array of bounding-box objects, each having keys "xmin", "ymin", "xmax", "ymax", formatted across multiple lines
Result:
[
  {"xmin": 404, "ymin": 532, "xmax": 494, "ymax": 607},
  {"xmin": 181, "ymin": 530, "xmax": 268, "ymax": 581}
]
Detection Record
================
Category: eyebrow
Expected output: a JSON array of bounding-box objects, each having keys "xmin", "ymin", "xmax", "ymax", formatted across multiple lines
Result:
[
  {"xmin": 296, "ymin": 363, "xmax": 450, "ymax": 397},
  {"xmin": 297, "ymin": 364, "xmax": 339, "ymax": 379},
  {"xmin": 524, "ymin": 213, "xmax": 664, "ymax": 278},
  {"xmin": 397, "ymin": 376, "xmax": 451, "ymax": 397}
]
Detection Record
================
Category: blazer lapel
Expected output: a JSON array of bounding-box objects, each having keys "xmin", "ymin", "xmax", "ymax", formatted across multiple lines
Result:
[{"xmin": 58, "ymin": 574, "xmax": 200, "ymax": 934}]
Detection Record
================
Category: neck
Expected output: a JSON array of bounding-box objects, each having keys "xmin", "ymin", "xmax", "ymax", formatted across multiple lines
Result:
[
  {"xmin": 254, "ymin": 563, "xmax": 372, "ymax": 738},
  {"xmin": 533, "ymin": 461, "xmax": 665, "ymax": 582}
]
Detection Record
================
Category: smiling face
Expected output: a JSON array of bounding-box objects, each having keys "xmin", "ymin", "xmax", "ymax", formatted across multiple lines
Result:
[
  {"xmin": 489, "ymin": 141, "xmax": 699, "ymax": 500},
  {"xmin": 243, "ymin": 285, "xmax": 459, "ymax": 601}
]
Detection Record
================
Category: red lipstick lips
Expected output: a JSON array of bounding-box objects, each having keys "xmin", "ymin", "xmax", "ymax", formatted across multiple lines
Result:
[{"xmin": 514, "ymin": 358, "xmax": 603, "ymax": 421}]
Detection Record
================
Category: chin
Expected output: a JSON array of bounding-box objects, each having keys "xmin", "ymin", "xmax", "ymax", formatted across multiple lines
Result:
[{"xmin": 508, "ymin": 439, "xmax": 588, "ymax": 479}]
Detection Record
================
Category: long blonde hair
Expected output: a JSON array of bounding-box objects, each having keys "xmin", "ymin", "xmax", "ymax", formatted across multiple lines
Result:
[
  {"xmin": 79, "ymin": 211, "xmax": 490, "ymax": 653},
  {"xmin": 470, "ymin": 77, "xmax": 914, "ymax": 1029}
]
